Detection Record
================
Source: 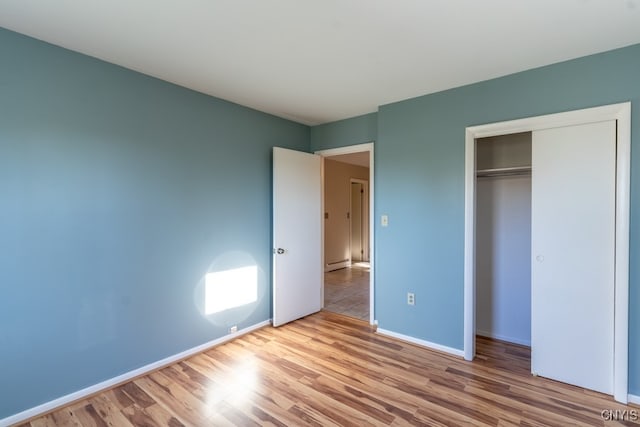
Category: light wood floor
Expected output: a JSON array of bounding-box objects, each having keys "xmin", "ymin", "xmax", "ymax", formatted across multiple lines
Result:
[
  {"xmin": 324, "ymin": 263, "xmax": 369, "ymax": 321},
  {"xmin": 19, "ymin": 312, "xmax": 639, "ymax": 426}
]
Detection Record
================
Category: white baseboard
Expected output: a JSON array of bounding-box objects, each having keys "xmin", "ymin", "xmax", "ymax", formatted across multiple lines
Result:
[
  {"xmin": 377, "ymin": 328, "xmax": 464, "ymax": 358},
  {"xmin": 629, "ymin": 394, "xmax": 640, "ymax": 406},
  {"xmin": 0, "ymin": 320, "xmax": 271, "ymax": 427},
  {"xmin": 476, "ymin": 330, "xmax": 531, "ymax": 347}
]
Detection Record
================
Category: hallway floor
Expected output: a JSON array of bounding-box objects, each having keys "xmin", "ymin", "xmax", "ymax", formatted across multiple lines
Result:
[{"xmin": 323, "ymin": 262, "xmax": 369, "ymax": 321}]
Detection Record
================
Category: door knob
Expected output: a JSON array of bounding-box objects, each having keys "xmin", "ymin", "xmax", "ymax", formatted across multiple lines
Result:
[{"xmin": 277, "ymin": 248, "xmax": 285, "ymax": 254}]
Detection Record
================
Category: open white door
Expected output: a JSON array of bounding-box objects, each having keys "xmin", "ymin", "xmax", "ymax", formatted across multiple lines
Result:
[
  {"xmin": 272, "ymin": 147, "xmax": 322, "ymax": 327},
  {"xmin": 531, "ymin": 120, "xmax": 616, "ymax": 394}
]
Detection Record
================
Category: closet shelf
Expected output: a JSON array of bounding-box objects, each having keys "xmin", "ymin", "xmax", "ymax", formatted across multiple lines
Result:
[{"xmin": 476, "ymin": 166, "xmax": 531, "ymax": 178}]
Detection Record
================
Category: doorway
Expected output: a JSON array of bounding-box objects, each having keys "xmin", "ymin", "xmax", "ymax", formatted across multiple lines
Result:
[
  {"xmin": 463, "ymin": 103, "xmax": 630, "ymax": 403},
  {"xmin": 350, "ymin": 179, "xmax": 369, "ymax": 263},
  {"xmin": 316, "ymin": 143, "xmax": 374, "ymax": 324}
]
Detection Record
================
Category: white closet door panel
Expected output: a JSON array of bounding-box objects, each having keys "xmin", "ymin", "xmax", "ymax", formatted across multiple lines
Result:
[{"xmin": 531, "ymin": 120, "xmax": 616, "ymax": 394}]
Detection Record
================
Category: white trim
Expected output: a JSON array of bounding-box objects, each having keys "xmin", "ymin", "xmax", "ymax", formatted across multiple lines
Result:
[
  {"xmin": 628, "ymin": 394, "xmax": 640, "ymax": 406},
  {"xmin": 316, "ymin": 142, "xmax": 375, "ymax": 325},
  {"xmin": 0, "ymin": 320, "xmax": 271, "ymax": 427},
  {"xmin": 316, "ymin": 143, "xmax": 373, "ymax": 157},
  {"xmin": 614, "ymin": 104, "xmax": 631, "ymax": 404},
  {"xmin": 464, "ymin": 127, "xmax": 476, "ymax": 361},
  {"xmin": 319, "ymin": 155, "xmax": 326, "ymax": 307},
  {"xmin": 476, "ymin": 330, "xmax": 531, "ymax": 347},
  {"xmin": 377, "ymin": 328, "xmax": 465, "ymax": 358},
  {"xmin": 464, "ymin": 102, "xmax": 631, "ymax": 403}
]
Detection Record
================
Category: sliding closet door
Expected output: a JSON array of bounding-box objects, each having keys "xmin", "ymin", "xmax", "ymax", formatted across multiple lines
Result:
[{"xmin": 531, "ymin": 120, "xmax": 616, "ymax": 394}]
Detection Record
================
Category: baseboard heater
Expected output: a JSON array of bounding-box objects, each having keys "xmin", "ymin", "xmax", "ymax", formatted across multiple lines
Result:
[{"xmin": 325, "ymin": 259, "xmax": 350, "ymax": 272}]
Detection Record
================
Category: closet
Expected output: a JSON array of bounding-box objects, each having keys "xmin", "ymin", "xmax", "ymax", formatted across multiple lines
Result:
[
  {"xmin": 475, "ymin": 132, "xmax": 532, "ymax": 347},
  {"xmin": 473, "ymin": 120, "xmax": 617, "ymax": 396}
]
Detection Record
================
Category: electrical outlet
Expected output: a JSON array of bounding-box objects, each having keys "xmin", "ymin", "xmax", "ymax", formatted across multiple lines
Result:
[
  {"xmin": 407, "ymin": 292, "xmax": 415, "ymax": 306},
  {"xmin": 229, "ymin": 325, "xmax": 238, "ymax": 334}
]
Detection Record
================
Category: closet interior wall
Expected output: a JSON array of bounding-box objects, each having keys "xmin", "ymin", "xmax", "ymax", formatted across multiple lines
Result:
[{"xmin": 475, "ymin": 132, "xmax": 532, "ymax": 346}]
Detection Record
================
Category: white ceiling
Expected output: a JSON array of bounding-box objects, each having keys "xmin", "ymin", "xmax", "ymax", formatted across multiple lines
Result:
[{"xmin": 1, "ymin": 1, "xmax": 639, "ymax": 125}]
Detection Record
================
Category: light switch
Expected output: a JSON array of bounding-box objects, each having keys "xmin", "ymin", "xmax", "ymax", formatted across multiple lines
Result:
[{"xmin": 381, "ymin": 215, "xmax": 389, "ymax": 227}]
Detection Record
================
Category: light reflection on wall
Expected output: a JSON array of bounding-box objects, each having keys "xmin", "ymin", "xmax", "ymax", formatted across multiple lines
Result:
[
  {"xmin": 205, "ymin": 266, "xmax": 258, "ymax": 315},
  {"xmin": 194, "ymin": 250, "xmax": 267, "ymax": 329}
]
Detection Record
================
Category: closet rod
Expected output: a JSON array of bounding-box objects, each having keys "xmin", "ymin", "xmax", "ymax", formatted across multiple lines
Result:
[{"xmin": 476, "ymin": 166, "xmax": 532, "ymax": 178}]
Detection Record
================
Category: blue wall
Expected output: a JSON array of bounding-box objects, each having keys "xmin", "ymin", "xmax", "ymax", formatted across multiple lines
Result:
[
  {"xmin": 0, "ymin": 28, "xmax": 309, "ymax": 418},
  {"xmin": 310, "ymin": 112, "xmax": 378, "ymax": 150},
  {"xmin": 312, "ymin": 44, "xmax": 640, "ymax": 395}
]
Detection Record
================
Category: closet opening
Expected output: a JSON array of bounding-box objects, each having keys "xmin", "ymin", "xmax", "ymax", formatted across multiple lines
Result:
[{"xmin": 474, "ymin": 132, "xmax": 532, "ymax": 362}]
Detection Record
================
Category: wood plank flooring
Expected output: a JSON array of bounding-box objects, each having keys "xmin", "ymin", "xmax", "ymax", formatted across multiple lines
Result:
[{"xmin": 18, "ymin": 311, "xmax": 639, "ymax": 426}]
